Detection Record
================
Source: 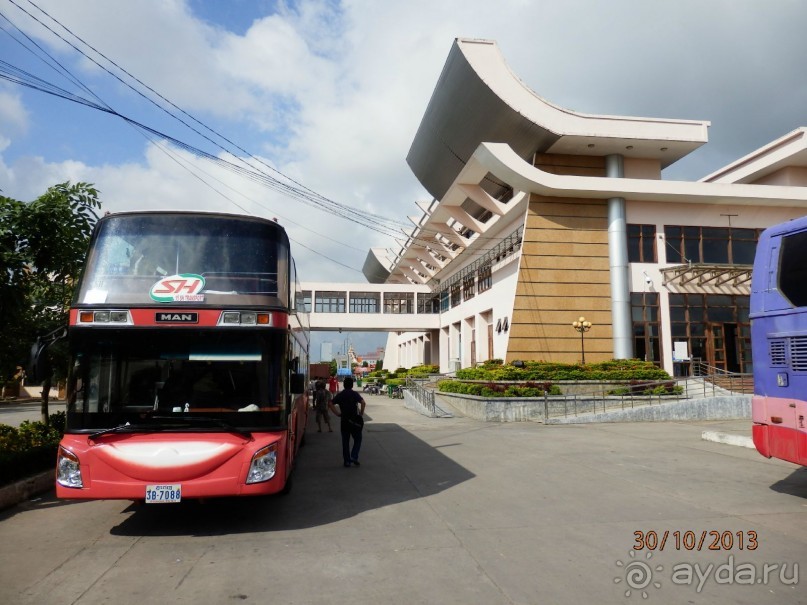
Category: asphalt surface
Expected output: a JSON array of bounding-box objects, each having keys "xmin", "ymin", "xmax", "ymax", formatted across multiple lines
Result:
[
  {"xmin": 0, "ymin": 398, "xmax": 66, "ymax": 427},
  {"xmin": 0, "ymin": 394, "xmax": 804, "ymax": 605}
]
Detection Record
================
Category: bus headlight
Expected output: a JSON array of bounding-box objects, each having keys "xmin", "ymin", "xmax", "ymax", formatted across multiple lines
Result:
[
  {"xmin": 246, "ymin": 444, "xmax": 277, "ymax": 484},
  {"xmin": 56, "ymin": 447, "xmax": 83, "ymax": 488}
]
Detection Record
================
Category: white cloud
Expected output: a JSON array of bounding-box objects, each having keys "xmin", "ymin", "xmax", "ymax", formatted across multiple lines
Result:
[
  {"xmin": 0, "ymin": 87, "xmax": 28, "ymax": 142},
  {"xmin": 1, "ymin": 0, "xmax": 806, "ymax": 282}
]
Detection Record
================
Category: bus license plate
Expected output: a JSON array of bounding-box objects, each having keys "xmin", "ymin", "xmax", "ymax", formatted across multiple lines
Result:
[{"xmin": 145, "ymin": 484, "xmax": 182, "ymax": 503}]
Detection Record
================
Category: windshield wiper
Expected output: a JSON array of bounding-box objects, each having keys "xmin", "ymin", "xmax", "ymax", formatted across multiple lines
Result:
[
  {"xmin": 88, "ymin": 422, "xmax": 154, "ymax": 440},
  {"xmin": 152, "ymin": 415, "xmax": 253, "ymax": 440}
]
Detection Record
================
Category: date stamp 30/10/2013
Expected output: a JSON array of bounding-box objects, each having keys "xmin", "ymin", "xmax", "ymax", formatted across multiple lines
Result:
[{"xmin": 633, "ymin": 530, "xmax": 758, "ymax": 552}]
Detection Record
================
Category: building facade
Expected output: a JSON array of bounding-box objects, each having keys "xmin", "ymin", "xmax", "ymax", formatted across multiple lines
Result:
[{"xmin": 365, "ymin": 38, "xmax": 807, "ymax": 376}]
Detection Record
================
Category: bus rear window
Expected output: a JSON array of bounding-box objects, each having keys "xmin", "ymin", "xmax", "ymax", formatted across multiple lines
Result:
[{"xmin": 779, "ymin": 230, "xmax": 807, "ymax": 307}]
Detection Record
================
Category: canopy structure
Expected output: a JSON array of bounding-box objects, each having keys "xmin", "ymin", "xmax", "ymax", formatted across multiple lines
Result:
[{"xmin": 661, "ymin": 264, "xmax": 753, "ymax": 289}]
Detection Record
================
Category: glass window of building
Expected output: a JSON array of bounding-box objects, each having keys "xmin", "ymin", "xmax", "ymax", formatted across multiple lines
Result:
[
  {"xmin": 298, "ymin": 290, "xmax": 312, "ymax": 313},
  {"xmin": 477, "ymin": 263, "xmax": 492, "ymax": 293},
  {"xmin": 667, "ymin": 292, "xmax": 751, "ymax": 373},
  {"xmin": 463, "ymin": 275, "xmax": 475, "ymax": 301},
  {"xmin": 628, "ymin": 224, "xmax": 657, "ymax": 263},
  {"xmin": 417, "ymin": 293, "xmax": 439, "ymax": 314},
  {"xmin": 440, "ymin": 290, "xmax": 449, "ymax": 312},
  {"xmin": 315, "ymin": 291, "xmax": 346, "ymax": 313},
  {"xmin": 630, "ymin": 292, "xmax": 661, "ymax": 365},
  {"xmin": 450, "ymin": 282, "xmax": 461, "ymax": 308},
  {"xmin": 383, "ymin": 291, "xmax": 414, "ymax": 314},
  {"xmin": 664, "ymin": 226, "xmax": 762, "ymax": 265},
  {"xmin": 349, "ymin": 291, "xmax": 380, "ymax": 313}
]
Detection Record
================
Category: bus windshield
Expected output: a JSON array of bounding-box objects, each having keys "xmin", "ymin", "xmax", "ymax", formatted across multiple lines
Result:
[
  {"xmin": 75, "ymin": 213, "xmax": 290, "ymax": 308},
  {"xmin": 66, "ymin": 330, "xmax": 287, "ymax": 431}
]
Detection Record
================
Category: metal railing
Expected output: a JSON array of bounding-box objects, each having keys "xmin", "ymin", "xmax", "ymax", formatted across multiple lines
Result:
[
  {"xmin": 691, "ymin": 359, "xmax": 755, "ymax": 394},
  {"xmin": 540, "ymin": 370, "xmax": 753, "ymax": 419},
  {"xmin": 430, "ymin": 366, "xmax": 753, "ymax": 421},
  {"xmin": 405, "ymin": 376, "xmax": 452, "ymax": 417}
]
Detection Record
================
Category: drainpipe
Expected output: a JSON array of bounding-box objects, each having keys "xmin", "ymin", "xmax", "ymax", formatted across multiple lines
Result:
[{"xmin": 606, "ymin": 154, "xmax": 633, "ymax": 360}]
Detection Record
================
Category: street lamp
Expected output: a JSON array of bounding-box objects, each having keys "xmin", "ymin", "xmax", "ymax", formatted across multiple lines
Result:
[{"xmin": 572, "ymin": 316, "xmax": 592, "ymax": 364}]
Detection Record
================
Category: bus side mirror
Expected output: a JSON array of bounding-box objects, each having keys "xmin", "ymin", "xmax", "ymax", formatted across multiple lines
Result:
[
  {"xmin": 28, "ymin": 340, "xmax": 46, "ymax": 383},
  {"xmin": 27, "ymin": 327, "xmax": 67, "ymax": 382},
  {"xmin": 290, "ymin": 373, "xmax": 306, "ymax": 394}
]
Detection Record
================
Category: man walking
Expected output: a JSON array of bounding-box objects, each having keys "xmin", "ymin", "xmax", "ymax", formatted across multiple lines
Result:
[
  {"xmin": 328, "ymin": 376, "xmax": 366, "ymax": 467},
  {"xmin": 313, "ymin": 380, "xmax": 333, "ymax": 432}
]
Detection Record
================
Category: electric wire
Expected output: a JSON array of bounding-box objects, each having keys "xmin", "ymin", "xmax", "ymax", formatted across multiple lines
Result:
[{"xmin": 1, "ymin": 1, "xmax": 520, "ymax": 282}]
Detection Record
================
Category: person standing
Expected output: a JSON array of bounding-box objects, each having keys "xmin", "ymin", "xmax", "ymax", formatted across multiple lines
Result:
[
  {"xmin": 328, "ymin": 376, "xmax": 366, "ymax": 467},
  {"xmin": 313, "ymin": 380, "xmax": 333, "ymax": 432}
]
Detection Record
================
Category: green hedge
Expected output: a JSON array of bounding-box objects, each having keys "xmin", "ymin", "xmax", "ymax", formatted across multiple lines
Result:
[
  {"xmin": 406, "ymin": 364, "xmax": 439, "ymax": 376},
  {"xmin": 367, "ymin": 364, "xmax": 440, "ymax": 380},
  {"xmin": 438, "ymin": 380, "xmax": 561, "ymax": 398},
  {"xmin": 455, "ymin": 359, "xmax": 670, "ymax": 382},
  {"xmin": 0, "ymin": 412, "xmax": 65, "ymax": 487},
  {"xmin": 439, "ymin": 359, "xmax": 673, "ymax": 398}
]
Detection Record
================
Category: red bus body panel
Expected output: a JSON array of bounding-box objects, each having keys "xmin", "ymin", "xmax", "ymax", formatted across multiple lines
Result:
[
  {"xmin": 56, "ymin": 432, "xmax": 291, "ymax": 500},
  {"xmin": 751, "ymin": 395, "xmax": 807, "ymax": 466}
]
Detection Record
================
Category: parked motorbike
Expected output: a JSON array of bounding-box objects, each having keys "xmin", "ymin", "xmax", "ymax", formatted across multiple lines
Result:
[{"xmin": 362, "ymin": 383, "xmax": 380, "ymax": 395}]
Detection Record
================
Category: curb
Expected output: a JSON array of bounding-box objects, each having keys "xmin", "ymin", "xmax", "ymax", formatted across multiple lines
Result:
[
  {"xmin": 0, "ymin": 471, "xmax": 54, "ymax": 512},
  {"xmin": 701, "ymin": 430, "xmax": 755, "ymax": 449}
]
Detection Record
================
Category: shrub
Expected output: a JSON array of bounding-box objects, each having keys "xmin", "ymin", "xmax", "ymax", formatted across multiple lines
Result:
[
  {"xmin": 455, "ymin": 359, "xmax": 670, "ymax": 382},
  {"xmin": 0, "ymin": 411, "xmax": 65, "ymax": 487},
  {"xmin": 441, "ymin": 358, "xmax": 677, "ymax": 398},
  {"xmin": 437, "ymin": 380, "xmax": 559, "ymax": 398},
  {"xmin": 607, "ymin": 381, "xmax": 683, "ymax": 396},
  {"xmin": 407, "ymin": 364, "xmax": 439, "ymax": 376}
]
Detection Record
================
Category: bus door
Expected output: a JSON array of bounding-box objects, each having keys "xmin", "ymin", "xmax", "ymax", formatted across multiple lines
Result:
[{"xmin": 707, "ymin": 322, "xmax": 742, "ymax": 373}]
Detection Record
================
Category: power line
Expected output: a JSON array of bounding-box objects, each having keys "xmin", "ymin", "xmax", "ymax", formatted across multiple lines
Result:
[{"xmin": 1, "ymin": 2, "xmax": 518, "ymax": 282}]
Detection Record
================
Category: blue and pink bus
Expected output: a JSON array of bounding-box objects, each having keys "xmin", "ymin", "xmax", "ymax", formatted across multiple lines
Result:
[
  {"xmin": 48, "ymin": 211, "xmax": 310, "ymax": 501},
  {"xmin": 750, "ymin": 216, "xmax": 807, "ymax": 466}
]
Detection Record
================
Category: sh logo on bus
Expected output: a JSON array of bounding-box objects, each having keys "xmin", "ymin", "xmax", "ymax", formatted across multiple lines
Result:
[{"xmin": 150, "ymin": 274, "xmax": 206, "ymax": 303}]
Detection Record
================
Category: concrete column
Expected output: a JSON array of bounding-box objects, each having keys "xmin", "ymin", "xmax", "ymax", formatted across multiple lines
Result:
[{"xmin": 606, "ymin": 154, "xmax": 633, "ymax": 360}]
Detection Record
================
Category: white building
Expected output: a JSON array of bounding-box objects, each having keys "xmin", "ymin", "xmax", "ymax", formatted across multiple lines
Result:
[{"xmin": 365, "ymin": 38, "xmax": 807, "ymax": 376}]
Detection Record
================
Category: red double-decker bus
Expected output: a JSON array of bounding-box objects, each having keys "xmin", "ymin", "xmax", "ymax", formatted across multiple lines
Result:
[{"xmin": 50, "ymin": 211, "xmax": 310, "ymax": 501}]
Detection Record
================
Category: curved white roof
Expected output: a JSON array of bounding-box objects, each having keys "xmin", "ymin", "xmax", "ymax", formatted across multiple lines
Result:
[{"xmin": 406, "ymin": 38, "xmax": 710, "ymax": 201}]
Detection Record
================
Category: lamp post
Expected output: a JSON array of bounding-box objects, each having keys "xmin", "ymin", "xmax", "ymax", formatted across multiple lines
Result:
[{"xmin": 572, "ymin": 317, "xmax": 593, "ymax": 365}]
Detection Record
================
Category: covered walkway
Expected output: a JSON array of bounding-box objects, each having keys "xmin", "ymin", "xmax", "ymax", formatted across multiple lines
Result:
[{"xmin": 300, "ymin": 281, "xmax": 439, "ymax": 332}]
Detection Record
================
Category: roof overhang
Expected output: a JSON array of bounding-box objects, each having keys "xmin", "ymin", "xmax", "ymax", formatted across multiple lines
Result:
[
  {"xmin": 701, "ymin": 128, "xmax": 807, "ymax": 184},
  {"xmin": 406, "ymin": 38, "xmax": 710, "ymax": 201},
  {"xmin": 381, "ymin": 141, "xmax": 807, "ymax": 284},
  {"xmin": 471, "ymin": 142, "xmax": 807, "ymax": 207}
]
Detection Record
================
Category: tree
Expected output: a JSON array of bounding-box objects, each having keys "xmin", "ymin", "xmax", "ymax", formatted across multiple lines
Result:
[{"xmin": 0, "ymin": 182, "xmax": 101, "ymax": 422}]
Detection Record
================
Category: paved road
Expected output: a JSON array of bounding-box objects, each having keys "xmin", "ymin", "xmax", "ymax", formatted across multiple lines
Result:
[
  {"xmin": 0, "ymin": 395, "xmax": 804, "ymax": 605},
  {"xmin": 0, "ymin": 399, "xmax": 65, "ymax": 427}
]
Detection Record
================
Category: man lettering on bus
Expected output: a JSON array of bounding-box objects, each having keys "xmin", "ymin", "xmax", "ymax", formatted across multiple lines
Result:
[{"xmin": 328, "ymin": 376, "xmax": 366, "ymax": 467}]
